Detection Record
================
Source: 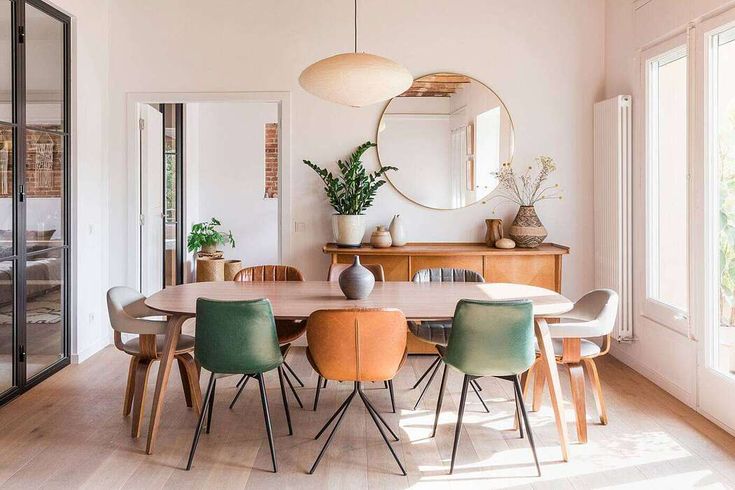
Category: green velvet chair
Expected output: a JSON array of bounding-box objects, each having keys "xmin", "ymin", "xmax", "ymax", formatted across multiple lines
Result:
[
  {"xmin": 432, "ymin": 299, "xmax": 541, "ymax": 476},
  {"xmin": 186, "ymin": 298, "xmax": 291, "ymax": 473}
]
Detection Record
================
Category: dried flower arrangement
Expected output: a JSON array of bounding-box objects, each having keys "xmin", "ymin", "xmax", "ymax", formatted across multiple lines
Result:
[{"xmin": 490, "ymin": 156, "xmax": 562, "ymax": 207}]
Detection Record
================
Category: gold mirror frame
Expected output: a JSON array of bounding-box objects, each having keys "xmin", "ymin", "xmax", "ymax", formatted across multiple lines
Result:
[{"xmin": 376, "ymin": 72, "xmax": 515, "ymax": 210}]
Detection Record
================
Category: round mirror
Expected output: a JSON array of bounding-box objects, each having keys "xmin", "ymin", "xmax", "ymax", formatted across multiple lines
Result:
[{"xmin": 377, "ymin": 73, "xmax": 514, "ymax": 210}]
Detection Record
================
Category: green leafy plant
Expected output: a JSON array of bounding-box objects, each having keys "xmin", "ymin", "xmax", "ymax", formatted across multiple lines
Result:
[
  {"xmin": 186, "ymin": 217, "xmax": 235, "ymax": 253},
  {"xmin": 303, "ymin": 141, "xmax": 397, "ymax": 215}
]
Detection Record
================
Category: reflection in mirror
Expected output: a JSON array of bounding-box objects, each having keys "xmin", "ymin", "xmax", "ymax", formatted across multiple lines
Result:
[
  {"xmin": 26, "ymin": 3, "xmax": 64, "ymax": 130},
  {"xmin": 377, "ymin": 73, "xmax": 513, "ymax": 209}
]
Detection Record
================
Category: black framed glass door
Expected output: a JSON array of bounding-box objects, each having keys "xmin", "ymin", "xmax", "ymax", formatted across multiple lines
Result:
[{"xmin": 0, "ymin": 0, "xmax": 70, "ymax": 404}]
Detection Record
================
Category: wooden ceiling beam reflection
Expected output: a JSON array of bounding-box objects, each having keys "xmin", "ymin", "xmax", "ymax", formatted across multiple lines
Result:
[{"xmin": 399, "ymin": 73, "xmax": 471, "ymax": 98}]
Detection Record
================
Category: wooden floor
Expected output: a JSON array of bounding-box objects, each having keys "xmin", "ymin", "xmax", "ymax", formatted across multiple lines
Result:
[{"xmin": 1, "ymin": 346, "xmax": 735, "ymax": 489}]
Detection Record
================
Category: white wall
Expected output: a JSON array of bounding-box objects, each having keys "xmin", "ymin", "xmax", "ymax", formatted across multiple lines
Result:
[
  {"xmin": 49, "ymin": 0, "xmax": 111, "ymax": 362},
  {"xmin": 106, "ymin": 0, "xmax": 605, "ymax": 307},
  {"xmin": 188, "ymin": 102, "xmax": 279, "ymax": 268}
]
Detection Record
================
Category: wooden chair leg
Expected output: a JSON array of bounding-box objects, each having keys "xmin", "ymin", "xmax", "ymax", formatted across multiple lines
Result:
[
  {"xmin": 177, "ymin": 353, "xmax": 203, "ymax": 416},
  {"xmin": 123, "ymin": 356, "xmax": 139, "ymax": 416},
  {"xmin": 583, "ymin": 358, "xmax": 608, "ymax": 425},
  {"xmin": 567, "ymin": 363, "xmax": 587, "ymax": 443},
  {"xmin": 132, "ymin": 358, "xmax": 154, "ymax": 438},
  {"xmin": 532, "ymin": 359, "xmax": 546, "ymax": 412}
]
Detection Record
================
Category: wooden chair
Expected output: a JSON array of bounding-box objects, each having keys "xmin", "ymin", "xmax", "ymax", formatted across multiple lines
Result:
[
  {"xmin": 230, "ymin": 265, "xmax": 306, "ymax": 409},
  {"xmin": 305, "ymin": 308, "xmax": 408, "ymax": 475},
  {"xmin": 106, "ymin": 286, "xmax": 200, "ymax": 438},
  {"xmin": 521, "ymin": 289, "xmax": 619, "ymax": 443},
  {"xmin": 326, "ymin": 262, "xmax": 385, "ymax": 282}
]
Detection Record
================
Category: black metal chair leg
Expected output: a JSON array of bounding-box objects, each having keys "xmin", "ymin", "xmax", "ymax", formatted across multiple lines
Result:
[
  {"xmin": 470, "ymin": 378, "xmax": 490, "ymax": 413},
  {"xmin": 315, "ymin": 389, "xmax": 356, "ymax": 439},
  {"xmin": 361, "ymin": 392, "xmax": 399, "ymax": 441},
  {"xmin": 431, "ymin": 363, "xmax": 449, "ymax": 438},
  {"xmin": 283, "ymin": 360, "xmax": 304, "ymax": 387},
  {"xmin": 472, "ymin": 379, "xmax": 483, "ymax": 391},
  {"xmin": 388, "ymin": 380, "xmax": 396, "ymax": 413},
  {"xmin": 411, "ymin": 355, "xmax": 440, "ymax": 389},
  {"xmin": 449, "ymin": 375, "xmax": 471, "ymax": 475},
  {"xmin": 322, "ymin": 378, "xmax": 328, "ymax": 388},
  {"xmin": 236, "ymin": 374, "xmax": 248, "ymax": 388},
  {"xmin": 281, "ymin": 367, "xmax": 303, "ymax": 408},
  {"xmin": 256, "ymin": 373, "xmax": 278, "ymax": 473},
  {"xmin": 413, "ymin": 359, "xmax": 442, "ymax": 410},
  {"xmin": 277, "ymin": 366, "xmax": 293, "ymax": 436},
  {"xmin": 186, "ymin": 373, "xmax": 215, "ymax": 470},
  {"xmin": 313, "ymin": 375, "xmax": 323, "ymax": 411},
  {"xmin": 359, "ymin": 387, "xmax": 407, "ymax": 476},
  {"xmin": 230, "ymin": 374, "xmax": 250, "ymax": 409},
  {"xmin": 514, "ymin": 376, "xmax": 541, "ymax": 476},
  {"xmin": 514, "ymin": 377, "xmax": 524, "ymax": 439},
  {"xmin": 206, "ymin": 379, "xmax": 217, "ymax": 434},
  {"xmin": 309, "ymin": 387, "xmax": 357, "ymax": 474}
]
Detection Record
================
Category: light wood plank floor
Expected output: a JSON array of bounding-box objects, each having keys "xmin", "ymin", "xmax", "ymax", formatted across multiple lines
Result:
[{"xmin": 1, "ymin": 345, "xmax": 735, "ymax": 489}]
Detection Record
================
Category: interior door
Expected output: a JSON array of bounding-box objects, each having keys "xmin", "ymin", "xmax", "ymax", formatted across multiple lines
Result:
[{"xmin": 139, "ymin": 104, "xmax": 163, "ymax": 296}]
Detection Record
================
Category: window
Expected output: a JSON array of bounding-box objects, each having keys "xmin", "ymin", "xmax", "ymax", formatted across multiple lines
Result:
[{"xmin": 644, "ymin": 45, "xmax": 689, "ymax": 328}]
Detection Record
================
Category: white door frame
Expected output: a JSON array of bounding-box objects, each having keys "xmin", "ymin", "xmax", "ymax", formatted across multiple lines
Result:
[{"xmin": 125, "ymin": 91, "xmax": 293, "ymax": 290}]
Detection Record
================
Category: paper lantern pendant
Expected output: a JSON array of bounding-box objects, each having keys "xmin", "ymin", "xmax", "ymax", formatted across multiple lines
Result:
[{"xmin": 298, "ymin": 1, "xmax": 412, "ymax": 107}]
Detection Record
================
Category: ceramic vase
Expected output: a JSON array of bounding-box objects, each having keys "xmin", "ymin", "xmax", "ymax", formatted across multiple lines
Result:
[
  {"xmin": 509, "ymin": 205, "xmax": 547, "ymax": 248},
  {"xmin": 389, "ymin": 214, "xmax": 407, "ymax": 247},
  {"xmin": 332, "ymin": 214, "xmax": 365, "ymax": 248},
  {"xmin": 485, "ymin": 218, "xmax": 503, "ymax": 247},
  {"xmin": 338, "ymin": 255, "xmax": 375, "ymax": 299},
  {"xmin": 370, "ymin": 225, "xmax": 392, "ymax": 248}
]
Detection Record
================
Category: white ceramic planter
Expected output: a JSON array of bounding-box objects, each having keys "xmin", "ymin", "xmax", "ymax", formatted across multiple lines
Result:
[{"xmin": 332, "ymin": 214, "xmax": 366, "ymax": 247}]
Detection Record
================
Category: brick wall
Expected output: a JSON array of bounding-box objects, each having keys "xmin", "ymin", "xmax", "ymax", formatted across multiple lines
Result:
[
  {"xmin": 0, "ymin": 127, "xmax": 63, "ymax": 198},
  {"xmin": 264, "ymin": 122, "xmax": 278, "ymax": 198}
]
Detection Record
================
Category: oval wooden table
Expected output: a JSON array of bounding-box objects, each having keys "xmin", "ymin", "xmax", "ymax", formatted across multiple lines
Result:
[{"xmin": 144, "ymin": 281, "xmax": 574, "ymax": 460}]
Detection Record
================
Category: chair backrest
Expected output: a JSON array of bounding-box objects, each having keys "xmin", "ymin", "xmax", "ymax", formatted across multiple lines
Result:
[
  {"xmin": 327, "ymin": 263, "xmax": 385, "ymax": 282},
  {"xmin": 233, "ymin": 265, "xmax": 304, "ymax": 282},
  {"xmin": 550, "ymin": 289, "xmax": 619, "ymax": 338},
  {"xmin": 106, "ymin": 286, "xmax": 167, "ymax": 335},
  {"xmin": 412, "ymin": 268, "xmax": 485, "ymax": 283},
  {"xmin": 195, "ymin": 298, "xmax": 282, "ymax": 374},
  {"xmin": 444, "ymin": 299, "xmax": 535, "ymax": 377},
  {"xmin": 306, "ymin": 309, "xmax": 407, "ymax": 382}
]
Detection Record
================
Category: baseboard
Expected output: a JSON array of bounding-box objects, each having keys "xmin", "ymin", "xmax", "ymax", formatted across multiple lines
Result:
[
  {"xmin": 72, "ymin": 337, "xmax": 111, "ymax": 364},
  {"xmin": 610, "ymin": 345, "xmax": 696, "ymax": 408}
]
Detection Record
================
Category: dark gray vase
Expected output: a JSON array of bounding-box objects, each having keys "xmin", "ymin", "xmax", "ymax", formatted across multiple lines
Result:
[{"xmin": 338, "ymin": 255, "xmax": 375, "ymax": 300}]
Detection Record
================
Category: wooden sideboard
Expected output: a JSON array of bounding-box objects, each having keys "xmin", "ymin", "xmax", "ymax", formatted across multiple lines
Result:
[{"xmin": 323, "ymin": 242, "xmax": 569, "ymax": 353}]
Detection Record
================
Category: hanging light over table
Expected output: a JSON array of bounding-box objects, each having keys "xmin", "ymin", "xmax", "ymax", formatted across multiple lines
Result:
[{"xmin": 298, "ymin": 0, "xmax": 413, "ymax": 108}]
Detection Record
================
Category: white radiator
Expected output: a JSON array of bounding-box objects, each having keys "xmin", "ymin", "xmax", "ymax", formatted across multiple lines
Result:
[{"xmin": 593, "ymin": 95, "xmax": 633, "ymax": 341}]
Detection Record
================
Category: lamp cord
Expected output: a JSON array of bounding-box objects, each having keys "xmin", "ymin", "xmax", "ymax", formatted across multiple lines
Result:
[{"xmin": 354, "ymin": 0, "xmax": 358, "ymax": 53}]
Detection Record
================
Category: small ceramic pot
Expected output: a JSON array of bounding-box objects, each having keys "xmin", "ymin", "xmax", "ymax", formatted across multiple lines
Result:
[
  {"xmin": 332, "ymin": 214, "xmax": 365, "ymax": 248},
  {"xmin": 370, "ymin": 226, "xmax": 392, "ymax": 248},
  {"xmin": 389, "ymin": 214, "xmax": 407, "ymax": 247},
  {"xmin": 509, "ymin": 206, "xmax": 547, "ymax": 248},
  {"xmin": 338, "ymin": 255, "xmax": 375, "ymax": 300}
]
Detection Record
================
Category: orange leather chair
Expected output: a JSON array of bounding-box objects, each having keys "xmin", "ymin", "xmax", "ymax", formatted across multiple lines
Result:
[
  {"xmin": 305, "ymin": 308, "xmax": 408, "ymax": 475},
  {"xmin": 326, "ymin": 262, "xmax": 385, "ymax": 282},
  {"xmin": 230, "ymin": 265, "xmax": 306, "ymax": 408}
]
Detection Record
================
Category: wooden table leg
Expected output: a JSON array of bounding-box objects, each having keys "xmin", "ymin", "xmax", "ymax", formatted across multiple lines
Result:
[
  {"xmin": 534, "ymin": 317, "xmax": 570, "ymax": 462},
  {"xmin": 145, "ymin": 314, "xmax": 194, "ymax": 455}
]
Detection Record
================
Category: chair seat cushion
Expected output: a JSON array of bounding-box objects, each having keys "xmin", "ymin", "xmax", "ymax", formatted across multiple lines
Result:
[
  {"xmin": 407, "ymin": 320, "xmax": 452, "ymax": 346},
  {"xmin": 122, "ymin": 334, "xmax": 195, "ymax": 356},
  {"xmin": 535, "ymin": 338, "xmax": 601, "ymax": 358},
  {"xmin": 276, "ymin": 319, "xmax": 306, "ymax": 345}
]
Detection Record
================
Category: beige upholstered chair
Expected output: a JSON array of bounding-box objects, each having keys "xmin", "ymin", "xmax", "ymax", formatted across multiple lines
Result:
[
  {"xmin": 522, "ymin": 289, "xmax": 619, "ymax": 443},
  {"xmin": 106, "ymin": 286, "xmax": 199, "ymax": 437}
]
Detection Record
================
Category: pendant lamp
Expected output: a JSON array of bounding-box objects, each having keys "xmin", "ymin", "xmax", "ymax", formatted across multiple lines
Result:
[{"xmin": 298, "ymin": 0, "xmax": 413, "ymax": 107}]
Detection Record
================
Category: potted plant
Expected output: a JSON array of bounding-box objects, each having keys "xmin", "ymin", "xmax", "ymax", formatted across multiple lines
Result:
[
  {"xmin": 490, "ymin": 156, "xmax": 562, "ymax": 248},
  {"xmin": 304, "ymin": 141, "xmax": 397, "ymax": 247},
  {"xmin": 187, "ymin": 217, "xmax": 236, "ymax": 254}
]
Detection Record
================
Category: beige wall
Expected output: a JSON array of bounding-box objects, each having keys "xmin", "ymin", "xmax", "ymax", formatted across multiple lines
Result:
[{"xmin": 106, "ymin": 0, "xmax": 605, "ymax": 303}]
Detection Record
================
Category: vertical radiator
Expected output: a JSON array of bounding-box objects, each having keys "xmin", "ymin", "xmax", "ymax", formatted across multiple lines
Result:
[{"xmin": 593, "ymin": 95, "xmax": 633, "ymax": 341}]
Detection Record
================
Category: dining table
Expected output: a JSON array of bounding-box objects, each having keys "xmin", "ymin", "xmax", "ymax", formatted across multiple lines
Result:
[{"xmin": 144, "ymin": 280, "xmax": 574, "ymax": 461}]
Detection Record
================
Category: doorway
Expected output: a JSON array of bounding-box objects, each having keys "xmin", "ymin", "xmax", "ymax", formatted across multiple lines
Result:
[{"xmin": 0, "ymin": 0, "xmax": 71, "ymax": 405}]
